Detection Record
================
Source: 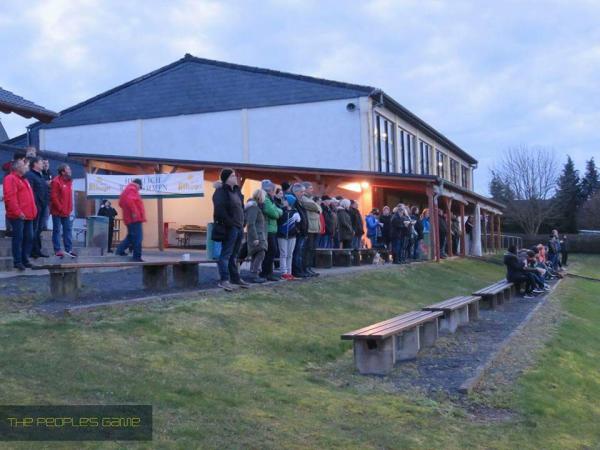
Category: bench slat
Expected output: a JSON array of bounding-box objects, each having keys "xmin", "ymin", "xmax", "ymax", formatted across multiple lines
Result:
[
  {"xmin": 32, "ymin": 259, "xmax": 214, "ymax": 270},
  {"xmin": 423, "ymin": 295, "xmax": 480, "ymax": 311},
  {"xmin": 473, "ymin": 280, "xmax": 513, "ymax": 296},
  {"xmin": 342, "ymin": 310, "xmax": 442, "ymax": 340}
]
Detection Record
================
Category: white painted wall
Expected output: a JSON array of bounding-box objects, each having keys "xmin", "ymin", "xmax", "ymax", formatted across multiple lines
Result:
[{"xmin": 42, "ymin": 98, "xmax": 365, "ymax": 171}]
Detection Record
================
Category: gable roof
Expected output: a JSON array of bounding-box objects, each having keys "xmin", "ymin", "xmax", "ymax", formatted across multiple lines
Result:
[
  {"xmin": 2, "ymin": 132, "xmax": 27, "ymax": 146},
  {"xmin": 34, "ymin": 54, "xmax": 375, "ymax": 130},
  {"xmin": 0, "ymin": 120, "xmax": 7, "ymax": 142},
  {"xmin": 0, "ymin": 87, "xmax": 58, "ymax": 123},
  {"xmin": 26, "ymin": 53, "xmax": 477, "ymax": 164}
]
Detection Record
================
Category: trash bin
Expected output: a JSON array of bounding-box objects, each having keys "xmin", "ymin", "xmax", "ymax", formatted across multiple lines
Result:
[
  {"xmin": 86, "ymin": 215, "xmax": 109, "ymax": 255},
  {"xmin": 206, "ymin": 222, "xmax": 222, "ymax": 260}
]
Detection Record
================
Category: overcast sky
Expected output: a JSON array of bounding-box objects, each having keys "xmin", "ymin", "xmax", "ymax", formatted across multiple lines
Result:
[{"xmin": 1, "ymin": 0, "xmax": 600, "ymax": 194}]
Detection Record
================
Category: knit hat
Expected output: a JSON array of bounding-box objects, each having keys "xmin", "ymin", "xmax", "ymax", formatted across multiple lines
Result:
[
  {"xmin": 261, "ymin": 179, "xmax": 275, "ymax": 192},
  {"xmin": 132, "ymin": 178, "xmax": 143, "ymax": 188},
  {"xmin": 285, "ymin": 194, "xmax": 296, "ymax": 206},
  {"xmin": 220, "ymin": 168, "xmax": 234, "ymax": 183},
  {"xmin": 281, "ymin": 181, "xmax": 290, "ymax": 192}
]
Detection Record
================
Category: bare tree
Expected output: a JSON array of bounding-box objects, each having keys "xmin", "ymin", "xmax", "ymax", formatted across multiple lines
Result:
[{"xmin": 491, "ymin": 145, "xmax": 559, "ymax": 235}]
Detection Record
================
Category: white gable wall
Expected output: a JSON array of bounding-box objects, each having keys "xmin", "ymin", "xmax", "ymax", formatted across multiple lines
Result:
[{"xmin": 40, "ymin": 97, "xmax": 366, "ymax": 171}]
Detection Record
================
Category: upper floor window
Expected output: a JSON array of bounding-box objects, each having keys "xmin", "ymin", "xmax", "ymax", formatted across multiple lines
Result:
[
  {"xmin": 374, "ymin": 114, "xmax": 396, "ymax": 173},
  {"xmin": 461, "ymin": 165, "xmax": 470, "ymax": 189},
  {"xmin": 450, "ymin": 158, "xmax": 459, "ymax": 184},
  {"xmin": 399, "ymin": 128, "xmax": 415, "ymax": 174},
  {"xmin": 436, "ymin": 150, "xmax": 446, "ymax": 178},
  {"xmin": 419, "ymin": 140, "xmax": 432, "ymax": 175}
]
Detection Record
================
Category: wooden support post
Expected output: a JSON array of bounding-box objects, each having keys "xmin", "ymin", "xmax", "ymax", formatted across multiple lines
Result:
[
  {"xmin": 445, "ymin": 197, "xmax": 453, "ymax": 257},
  {"xmin": 459, "ymin": 203, "xmax": 466, "ymax": 257},
  {"xmin": 157, "ymin": 164, "xmax": 164, "ymax": 251},
  {"xmin": 490, "ymin": 213, "xmax": 496, "ymax": 253},
  {"xmin": 427, "ymin": 186, "xmax": 439, "ymax": 261},
  {"xmin": 496, "ymin": 215, "xmax": 502, "ymax": 250}
]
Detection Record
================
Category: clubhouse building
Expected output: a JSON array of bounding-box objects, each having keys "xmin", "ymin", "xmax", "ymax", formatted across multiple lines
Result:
[{"xmin": 4, "ymin": 54, "xmax": 504, "ymax": 258}]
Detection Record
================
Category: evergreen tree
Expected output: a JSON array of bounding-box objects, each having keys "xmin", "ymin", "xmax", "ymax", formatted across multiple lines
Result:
[
  {"xmin": 489, "ymin": 172, "xmax": 515, "ymax": 204},
  {"xmin": 554, "ymin": 156, "xmax": 581, "ymax": 232},
  {"xmin": 580, "ymin": 157, "xmax": 600, "ymax": 201}
]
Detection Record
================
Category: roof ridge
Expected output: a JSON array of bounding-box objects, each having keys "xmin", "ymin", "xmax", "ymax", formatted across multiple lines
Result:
[{"xmin": 182, "ymin": 53, "xmax": 376, "ymax": 93}]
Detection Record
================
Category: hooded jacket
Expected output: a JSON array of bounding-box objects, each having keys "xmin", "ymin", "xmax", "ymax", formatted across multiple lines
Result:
[
  {"xmin": 119, "ymin": 182, "xmax": 146, "ymax": 225},
  {"xmin": 322, "ymin": 204, "xmax": 337, "ymax": 237},
  {"xmin": 25, "ymin": 169, "xmax": 48, "ymax": 210},
  {"xmin": 300, "ymin": 195, "xmax": 322, "ymax": 233},
  {"xmin": 337, "ymin": 207, "xmax": 354, "ymax": 241},
  {"xmin": 50, "ymin": 175, "xmax": 73, "ymax": 217},
  {"xmin": 3, "ymin": 172, "xmax": 37, "ymax": 220},
  {"xmin": 262, "ymin": 194, "xmax": 283, "ymax": 234},
  {"xmin": 349, "ymin": 207, "xmax": 364, "ymax": 237},
  {"xmin": 244, "ymin": 199, "xmax": 267, "ymax": 255},
  {"xmin": 503, "ymin": 251, "xmax": 525, "ymax": 281},
  {"xmin": 212, "ymin": 181, "xmax": 244, "ymax": 229}
]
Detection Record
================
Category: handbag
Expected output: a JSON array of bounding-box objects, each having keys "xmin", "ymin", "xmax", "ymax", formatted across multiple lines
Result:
[{"xmin": 212, "ymin": 222, "xmax": 228, "ymax": 242}]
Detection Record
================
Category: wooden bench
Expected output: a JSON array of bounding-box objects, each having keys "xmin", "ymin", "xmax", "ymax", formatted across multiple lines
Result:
[
  {"xmin": 359, "ymin": 248, "xmax": 376, "ymax": 264},
  {"xmin": 315, "ymin": 249, "xmax": 333, "ymax": 268},
  {"xmin": 331, "ymin": 249, "xmax": 352, "ymax": 267},
  {"xmin": 341, "ymin": 310, "xmax": 443, "ymax": 375},
  {"xmin": 32, "ymin": 259, "xmax": 214, "ymax": 299},
  {"xmin": 422, "ymin": 295, "xmax": 481, "ymax": 333},
  {"xmin": 473, "ymin": 280, "xmax": 515, "ymax": 309}
]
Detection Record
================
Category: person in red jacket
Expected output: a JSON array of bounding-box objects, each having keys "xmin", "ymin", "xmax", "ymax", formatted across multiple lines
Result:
[
  {"xmin": 2, "ymin": 159, "xmax": 37, "ymax": 270},
  {"xmin": 50, "ymin": 164, "xmax": 75, "ymax": 258},
  {"xmin": 115, "ymin": 178, "xmax": 146, "ymax": 262}
]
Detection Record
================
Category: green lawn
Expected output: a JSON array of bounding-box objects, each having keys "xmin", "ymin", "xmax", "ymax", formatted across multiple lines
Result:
[{"xmin": 0, "ymin": 256, "xmax": 599, "ymax": 449}]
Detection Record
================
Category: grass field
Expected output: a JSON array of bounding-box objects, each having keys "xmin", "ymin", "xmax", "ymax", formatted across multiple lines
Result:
[{"xmin": 0, "ymin": 256, "xmax": 599, "ymax": 449}]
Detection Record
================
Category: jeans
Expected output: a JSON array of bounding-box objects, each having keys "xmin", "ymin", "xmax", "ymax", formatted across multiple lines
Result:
[
  {"xmin": 8, "ymin": 218, "xmax": 33, "ymax": 266},
  {"xmin": 413, "ymin": 238, "xmax": 421, "ymax": 259},
  {"xmin": 31, "ymin": 207, "xmax": 46, "ymax": 256},
  {"xmin": 318, "ymin": 234, "xmax": 332, "ymax": 249},
  {"xmin": 352, "ymin": 236, "xmax": 361, "ymax": 249},
  {"xmin": 341, "ymin": 239, "xmax": 352, "ymax": 249},
  {"xmin": 392, "ymin": 237, "xmax": 405, "ymax": 263},
  {"xmin": 216, "ymin": 226, "xmax": 242, "ymax": 282},
  {"xmin": 292, "ymin": 235, "xmax": 306, "ymax": 275},
  {"xmin": 260, "ymin": 232, "xmax": 278, "ymax": 277},
  {"xmin": 116, "ymin": 222, "xmax": 143, "ymax": 260},
  {"xmin": 278, "ymin": 237, "xmax": 296, "ymax": 274},
  {"xmin": 509, "ymin": 273, "xmax": 534, "ymax": 294},
  {"xmin": 303, "ymin": 233, "xmax": 317, "ymax": 270},
  {"xmin": 439, "ymin": 233, "xmax": 447, "ymax": 256},
  {"xmin": 52, "ymin": 215, "xmax": 72, "ymax": 253}
]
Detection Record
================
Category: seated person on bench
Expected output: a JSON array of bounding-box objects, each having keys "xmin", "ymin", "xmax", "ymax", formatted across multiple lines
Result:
[{"xmin": 504, "ymin": 244, "xmax": 537, "ymax": 299}]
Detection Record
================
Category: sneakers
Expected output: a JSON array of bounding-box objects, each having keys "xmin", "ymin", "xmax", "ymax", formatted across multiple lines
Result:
[
  {"xmin": 543, "ymin": 285, "xmax": 551, "ymax": 291},
  {"xmin": 23, "ymin": 262, "xmax": 33, "ymax": 269},
  {"xmin": 250, "ymin": 275, "xmax": 267, "ymax": 284},
  {"xmin": 55, "ymin": 251, "xmax": 65, "ymax": 258},
  {"xmin": 266, "ymin": 274, "xmax": 281, "ymax": 282},
  {"xmin": 533, "ymin": 289, "xmax": 544, "ymax": 294},
  {"xmin": 523, "ymin": 293, "xmax": 535, "ymax": 299},
  {"xmin": 231, "ymin": 279, "xmax": 251, "ymax": 289},
  {"xmin": 13, "ymin": 263, "xmax": 26, "ymax": 271},
  {"xmin": 281, "ymin": 273, "xmax": 295, "ymax": 281},
  {"xmin": 64, "ymin": 251, "xmax": 77, "ymax": 258},
  {"xmin": 218, "ymin": 281, "xmax": 237, "ymax": 292}
]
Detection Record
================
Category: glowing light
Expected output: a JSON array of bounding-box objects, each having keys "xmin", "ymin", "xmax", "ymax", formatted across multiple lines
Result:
[
  {"xmin": 361, "ymin": 181, "xmax": 370, "ymax": 189},
  {"xmin": 339, "ymin": 182, "xmax": 362, "ymax": 193}
]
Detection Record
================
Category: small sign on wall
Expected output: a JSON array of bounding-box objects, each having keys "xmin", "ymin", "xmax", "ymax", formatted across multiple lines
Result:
[{"xmin": 86, "ymin": 171, "xmax": 204, "ymax": 198}]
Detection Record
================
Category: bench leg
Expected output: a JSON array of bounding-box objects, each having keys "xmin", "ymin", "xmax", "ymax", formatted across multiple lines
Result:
[
  {"xmin": 50, "ymin": 269, "xmax": 81, "ymax": 300},
  {"xmin": 440, "ymin": 310, "xmax": 460, "ymax": 333},
  {"xmin": 396, "ymin": 326, "xmax": 420, "ymax": 361},
  {"xmin": 353, "ymin": 337, "xmax": 395, "ymax": 375},
  {"xmin": 419, "ymin": 319, "xmax": 439, "ymax": 347},
  {"xmin": 173, "ymin": 263, "xmax": 199, "ymax": 288},
  {"xmin": 503, "ymin": 288, "xmax": 511, "ymax": 303},
  {"xmin": 496, "ymin": 292, "xmax": 504, "ymax": 307},
  {"xmin": 458, "ymin": 305, "xmax": 470, "ymax": 325},
  {"xmin": 468, "ymin": 301, "xmax": 480, "ymax": 320},
  {"xmin": 142, "ymin": 265, "xmax": 169, "ymax": 290}
]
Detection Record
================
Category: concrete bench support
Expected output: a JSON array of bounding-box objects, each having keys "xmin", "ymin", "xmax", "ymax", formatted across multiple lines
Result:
[
  {"xmin": 49, "ymin": 269, "xmax": 81, "ymax": 299},
  {"xmin": 396, "ymin": 327, "xmax": 420, "ymax": 361},
  {"xmin": 315, "ymin": 249, "xmax": 333, "ymax": 269},
  {"xmin": 142, "ymin": 265, "xmax": 169, "ymax": 290},
  {"xmin": 439, "ymin": 309, "xmax": 462, "ymax": 333},
  {"xmin": 419, "ymin": 319, "xmax": 439, "ymax": 347},
  {"xmin": 173, "ymin": 263, "xmax": 199, "ymax": 288},
  {"xmin": 468, "ymin": 300, "xmax": 480, "ymax": 320},
  {"xmin": 353, "ymin": 338, "xmax": 395, "ymax": 375}
]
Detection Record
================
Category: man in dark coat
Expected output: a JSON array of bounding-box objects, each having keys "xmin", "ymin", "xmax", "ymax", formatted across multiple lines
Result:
[
  {"xmin": 438, "ymin": 209, "xmax": 448, "ymax": 258},
  {"xmin": 349, "ymin": 200, "xmax": 364, "ymax": 249},
  {"xmin": 212, "ymin": 168, "xmax": 249, "ymax": 291},
  {"xmin": 25, "ymin": 157, "xmax": 49, "ymax": 258},
  {"xmin": 97, "ymin": 199, "xmax": 118, "ymax": 253}
]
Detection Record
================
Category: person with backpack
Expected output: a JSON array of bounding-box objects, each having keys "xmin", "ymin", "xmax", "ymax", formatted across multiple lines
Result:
[
  {"xmin": 277, "ymin": 194, "xmax": 301, "ymax": 280},
  {"xmin": 244, "ymin": 189, "xmax": 268, "ymax": 283},
  {"xmin": 290, "ymin": 183, "xmax": 310, "ymax": 278}
]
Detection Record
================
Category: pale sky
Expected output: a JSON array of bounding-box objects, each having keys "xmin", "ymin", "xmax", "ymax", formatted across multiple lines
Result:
[{"xmin": 1, "ymin": 0, "xmax": 600, "ymax": 194}]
